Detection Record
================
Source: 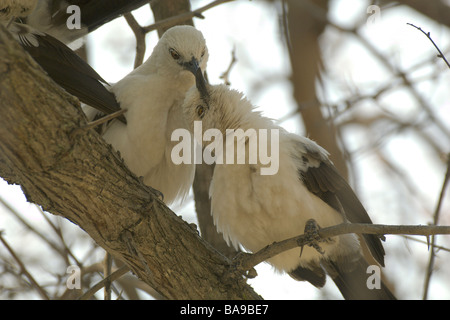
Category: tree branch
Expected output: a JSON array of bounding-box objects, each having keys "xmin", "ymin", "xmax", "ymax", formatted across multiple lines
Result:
[
  {"xmin": 406, "ymin": 23, "xmax": 450, "ymax": 69},
  {"xmin": 0, "ymin": 231, "xmax": 50, "ymax": 300},
  {"xmin": 0, "ymin": 24, "xmax": 260, "ymax": 300},
  {"xmin": 235, "ymin": 223, "xmax": 450, "ymax": 274},
  {"xmin": 423, "ymin": 154, "xmax": 450, "ymax": 299},
  {"xmin": 124, "ymin": 12, "xmax": 147, "ymax": 69},
  {"xmin": 145, "ymin": 0, "xmax": 234, "ymax": 35}
]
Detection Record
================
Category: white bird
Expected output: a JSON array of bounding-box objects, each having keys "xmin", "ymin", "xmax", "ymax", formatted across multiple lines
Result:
[
  {"xmin": 3, "ymin": 3, "xmax": 208, "ymax": 205},
  {"xmin": 181, "ymin": 73, "xmax": 396, "ymax": 299},
  {"xmin": 90, "ymin": 25, "xmax": 209, "ymax": 205}
]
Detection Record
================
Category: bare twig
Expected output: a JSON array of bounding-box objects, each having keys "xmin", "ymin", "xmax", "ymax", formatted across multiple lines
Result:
[
  {"xmin": 234, "ymin": 223, "xmax": 450, "ymax": 273},
  {"xmin": 296, "ymin": 0, "xmax": 450, "ymax": 142},
  {"xmin": 406, "ymin": 23, "xmax": 450, "ymax": 69},
  {"xmin": 0, "ymin": 197, "xmax": 81, "ymax": 266},
  {"xmin": 423, "ymin": 154, "xmax": 450, "ymax": 299},
  {"xmin": 36, "ymin": 205, "xmax": 81, "ymax": 266},
  {"xmin": 403, "ymin": 235, "xmax": 450, "ymax": 253},
  {"xmin": 72, "ymin": 108, "xmax": 128, "ymax": 135},
  {"xmin": 142, "ymin": 0, "xmax": 234, "ymax": 34},
  {"xmin": 78, "ymin": 265, "xmax": 130, "ymax": 300},
  {"xmin": 219, "ymin": 47, "xmax": 237, "ymax": 85},
  {"xmin": 0, "ymin": 231, "xmax": 50, "ymax": 300},
  {"xmin": 103, "ymin": 252, "xmax": 113, "ymax": 300},
  {"xmin": 124, "ymin": 13, "xmax": 146, "ymax": 69}
]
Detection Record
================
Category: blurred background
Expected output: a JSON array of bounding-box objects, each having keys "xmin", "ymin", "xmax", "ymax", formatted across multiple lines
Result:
[{"xmin": 0, "ymin": 0, "xmax": 449, "ymax": 299}]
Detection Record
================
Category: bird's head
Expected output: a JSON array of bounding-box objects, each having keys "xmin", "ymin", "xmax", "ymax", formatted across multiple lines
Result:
[
  {"xmin": 182, "ymin": 70, "xmax": 254, "ymax": 142},
  {"xmin": 154, "ymin": 25, "xmax": 208, "ymax": 79}
]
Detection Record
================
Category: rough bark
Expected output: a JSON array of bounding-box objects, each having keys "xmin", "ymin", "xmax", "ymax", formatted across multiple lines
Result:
[{"xmin": 0, "ymin": 25, "xmax": 261, "ymax": 300}]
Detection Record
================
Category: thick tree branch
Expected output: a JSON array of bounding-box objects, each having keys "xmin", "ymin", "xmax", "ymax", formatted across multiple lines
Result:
[{"xmin": 0, "ymin": 25, "xmax": 261, "ymax": 300}]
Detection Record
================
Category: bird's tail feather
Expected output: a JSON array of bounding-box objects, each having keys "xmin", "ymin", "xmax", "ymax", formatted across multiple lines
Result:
[{"xmin": 325, "ymin": 258, "xmax": 396, "ymax": 300}]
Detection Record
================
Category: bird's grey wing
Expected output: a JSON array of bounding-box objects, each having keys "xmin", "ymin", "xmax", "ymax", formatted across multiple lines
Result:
[
  {"xmin": 12, "ymin": 23, "xmax": 126, "ymax": 123},
  {"xmin": 77, "ymin": 0, "xmax": 150, "ymax": 34},
  {"xmin": 24, "ymin": 0, "xmax": 149, "ymax": 43},
  {"xmin": 290, "ymin": 136, "xmax": 386, "ymax": 267}
]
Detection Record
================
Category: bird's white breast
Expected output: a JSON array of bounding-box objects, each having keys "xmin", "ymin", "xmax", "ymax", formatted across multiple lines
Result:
[
  {"xmin": 210, "ymin": 133, "xmax": 356, "ymax": 272},
  {"xmin": 103, "ymin": 72, "xmax": 194, "ymax": 204}
]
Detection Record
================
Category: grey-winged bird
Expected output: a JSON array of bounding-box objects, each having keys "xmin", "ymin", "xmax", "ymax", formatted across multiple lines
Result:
[
  {"xmin": 1, "ymin": 0, "xmax": 123, "ymax": 121},
  {"xmin": 1, "ymin": 1, "xmax": 150, "ymax": 121},
  {"xmin": 86, "ymin": 25, "xmax": 209, "ymax": 205},
  {"xmin": 1, "ymin": 0, "xmax": 149, "ymax": 45},
  {"xmin": 24, "ymin": 0, "xmax": 150, "ymax": 45},
  {"xmin": 2, "ymin": 2, "xmax": 207, "ymax": 204},
  {"xmin": 181, "ymin": 71, "xmax": 396, "ymax": 299}
]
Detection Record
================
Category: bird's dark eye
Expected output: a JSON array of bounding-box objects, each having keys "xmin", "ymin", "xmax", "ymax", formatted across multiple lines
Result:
[
  {"xmin": 196, "ymin": 105, "xmax": 206, "ymax": 119},
  {"xmin": 169, "ymin": 48, "xmax": 180, "ymax": 60},
  {"xmin": 201, "ymin": 48, "xmax": 205, "ymax": 58}
]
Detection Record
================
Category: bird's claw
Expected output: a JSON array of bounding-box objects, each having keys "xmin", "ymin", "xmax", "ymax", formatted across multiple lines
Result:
[
  {"xmin": 231, "ymin": 252, "xmax": 258, "ymax": 279},
  {"xmin": 300, "ymin": 219, "xmax": 327, "ymax": 256},
  {"xmin": 138, "ymin": 176, "xmax": 164, "ymax": 202}
]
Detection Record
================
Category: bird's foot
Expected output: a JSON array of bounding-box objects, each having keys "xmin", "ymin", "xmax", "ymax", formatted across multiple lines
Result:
[
  {"xmin": 230, "ymin": 252, "xmax": 258, "ymax": 279},
  {"xmin": 300, "ymin": 219, "xmax": 331, "ymax": 256},
  {"xmin": 138, "ymin": 176, "xmax": 164, "ymax": 202}
]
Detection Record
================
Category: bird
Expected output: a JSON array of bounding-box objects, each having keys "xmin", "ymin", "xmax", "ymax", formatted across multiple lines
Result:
[
  {"xmin": 1, "ymin": 0, "xmax": 150, "ymax": 45},
  {"xmin": 86, "ymin": 25, "xmax": 209, "ymax": 205},
  {"xmin": 2, "ymin": 3, "xmax": 208, "ymax": 204},
  {"xmin": 181, "ymin": 70, "xmax": 396, "ymax": 299},
  {"xmin": 5, "ymin": 21, "xmax": 124, "ymax": 122},
  {"xmin": 1, "ymin": 0, "xmax": 124, "ymax": 121},
  {"xmin": 24, "ymin": 0, "xmax": 150, "ymax": 45}
]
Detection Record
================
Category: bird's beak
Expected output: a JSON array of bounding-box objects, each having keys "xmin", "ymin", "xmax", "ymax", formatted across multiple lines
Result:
[
  {"xmin": 183, "ymin": 57, "xmax": 200, "ymax": 75},
  {"xmin": 194, "ymin": 68, "xmax": 210, "ymax": 102}
]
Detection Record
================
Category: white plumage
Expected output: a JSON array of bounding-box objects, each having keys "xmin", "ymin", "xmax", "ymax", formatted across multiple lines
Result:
[
  {"xmin": 183, "ymin": 85, "xmax": 357, "ymax": 268},
  {"xmin": 93, "ymin": 26, "xmax": 209, "ymax": 205},
  {"xmin": 182, "ymin": 82, "xmax": 395, "ymax": 299}
]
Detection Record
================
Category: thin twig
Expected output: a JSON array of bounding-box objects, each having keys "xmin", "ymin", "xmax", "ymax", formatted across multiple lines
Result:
[
  {"xmin": 406, "ymin": 23, "xmax": 450, "ymax": 69},
  {"xmin": 124, "ymin": 13, "xmax": 146, "ymax": 69},
  {"xmin": 36, "ymin": 205, "xmax": 81, "ymax": 266},
  {"xmin": 78, "ymin": 265, "xmax": 130, "ymax": 300},
  {"xmin": 142, "ymin": 0, "xmax": 234, "ymax": 34},
  {"xmin": 0, "ymin": 197, "xmax": 79, "ymax": 265},
  {"xmin": 103, "ymin": 252, "xmax": 113, "ymax": 300},
  {"xmin": 73, "ymin": 108, "xmax": 128, "ymax": 135},
  {"xmin": 403, "ymin": 235, "xmax": 450, "ymax": 253},
  {"xmin": 0, "ymin": 231, "xmax": 50, "ymax": 300},
  {"xmin": 219, "ymin": 47, "xmax": 237, "ymax": 85},
  {"xmin": 234, "ymin": 223, "xmax": 450, "ymax": 273},
  {"xmin": 423, "ymin": 154, "xmax": 450, "ymax": 299},
  {"xmin": 296, "ymin": 0, "xmax": 450, "ymax": 142}
]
